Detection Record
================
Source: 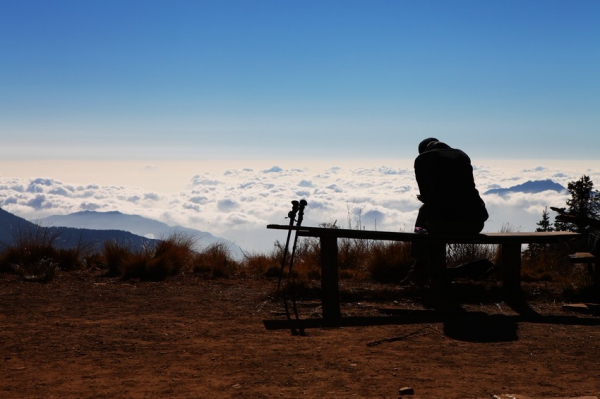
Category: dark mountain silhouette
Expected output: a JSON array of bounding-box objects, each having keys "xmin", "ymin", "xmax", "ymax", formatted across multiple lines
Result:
[
  {"xmin": 0, "ymin": 207, "xmax": 155, "ymax": 251},
  {"xmin": 38, "ymin": 211, "xmax": 243, "ymax": 259},
  {"xmin": 484, "ymin": 179, "xmax": 566, "ymax": 196}
]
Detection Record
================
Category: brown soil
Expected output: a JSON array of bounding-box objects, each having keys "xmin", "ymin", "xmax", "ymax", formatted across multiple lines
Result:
[{"xmin": 1, "ymin": 271, "xmax": 600, "ymax": 398}]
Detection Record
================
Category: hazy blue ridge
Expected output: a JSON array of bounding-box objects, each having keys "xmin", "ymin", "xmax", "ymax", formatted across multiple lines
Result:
[
  {"xmin": 38, "ymin": 211, "xmax": 244, "ymax": 260},
  {"xmin": 0, "ymin": 207, "xmax": 155, "ymax": 252},
  {"xmin": 484, "ymin": 180, "xmax": 566, "ymax": 196}
]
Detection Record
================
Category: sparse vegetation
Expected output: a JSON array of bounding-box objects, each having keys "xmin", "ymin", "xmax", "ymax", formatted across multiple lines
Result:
[
  {"xmin": 0, "ymin": 224, "xmax": 86, "ymax": 282},
  {"xmin": 192, "ymin": 242, "xmax": 237, "ymax": 278},
  {"xmin": 242, "ymin": 251, "xmax": 280, "ymax": 277},
  {"xmin": 0, "ymin": 190, "xmax": 597, "ymax": 302},
  {"xmin": 525, "ymin": 175, "xmax": 600, "ymax": 297},
  {"xmin": 366, "ymin": 241, "xmax": 413, "ymax": 283},
  {"xmin": 100, "ymin": 235, "xmax": 238, "ymax": 281}
]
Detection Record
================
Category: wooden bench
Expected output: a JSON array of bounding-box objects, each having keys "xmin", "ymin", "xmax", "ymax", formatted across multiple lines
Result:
[
  {"xmin": 552, "ymin": 208, "xmax": 599, "ymax": 283},
  {"xmin": 267, "ymin": 224, "xmax": 579, "ymax": 322},
  {"xmin": 569, "ymin": 252, "xmax": 599, "ymax": 283}
]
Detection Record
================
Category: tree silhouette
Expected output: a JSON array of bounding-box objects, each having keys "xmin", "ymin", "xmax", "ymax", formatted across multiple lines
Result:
[
  {"xmin": 536, "ymin": 206, "xmax": 554, "ymax": 232},
  {"xmin": 554, "ymin": 175, "xmax": 600, "ymax": 234}
]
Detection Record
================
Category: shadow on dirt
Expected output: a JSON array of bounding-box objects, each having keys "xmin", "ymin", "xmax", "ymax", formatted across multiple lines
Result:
[{"xmin": 263, "ymin": 300, "xmax": 600, "ymax": 343}]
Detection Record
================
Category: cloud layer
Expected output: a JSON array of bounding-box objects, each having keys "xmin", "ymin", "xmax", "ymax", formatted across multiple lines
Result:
[{"xmin": 2, "ymin": 162, "xmax": 598, "ymax": 253}]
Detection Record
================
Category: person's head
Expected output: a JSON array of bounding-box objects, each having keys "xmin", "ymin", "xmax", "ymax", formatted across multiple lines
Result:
[{"xmin": 418, "ymin": 137, "xmax": 439, "ymax": 154}]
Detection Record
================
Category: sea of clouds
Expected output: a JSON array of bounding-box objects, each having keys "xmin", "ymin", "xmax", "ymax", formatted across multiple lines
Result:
[{"xmin": 1, "ymin": 162, "xmax": 598, "ymax": 253}]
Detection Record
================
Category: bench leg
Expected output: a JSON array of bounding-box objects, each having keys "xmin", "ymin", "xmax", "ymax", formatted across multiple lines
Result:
[
  {"xmin": 501, "ymin": 242, "xmax": 522, "ymax": 293},
  {"xmin": 320, "ymin": 236, "xmax": 341, "ymax": 323}
]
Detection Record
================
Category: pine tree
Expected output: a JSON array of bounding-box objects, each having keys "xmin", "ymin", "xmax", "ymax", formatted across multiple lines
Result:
[
  {"xmin": 536, "ymin": 206, "xmax": 554, "ymax": 232},
  {"xmin": 527, "ymin": 206, "xmax": 555, "ymax": 255},
  {"xmin": 554, "ymin": 175, "xmax": 600, "ymax": 234}
]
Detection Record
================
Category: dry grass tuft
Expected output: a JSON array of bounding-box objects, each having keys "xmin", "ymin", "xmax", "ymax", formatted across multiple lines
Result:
[
  {"xmin": 522, "ymin": 243, "xmax": 580, "ymax": 283},
  {"xmin": 96, "ymin": 235, "xmax": 241, "ymax": 281},
  {"xmin": 1, "ymin": 220, "xmax": 597, "ymax": 302},
  {"xmin": 101, "ymin": 233, "xmax": 197, "ymax": 281},
  {"xmin": 102, "ymin": 240, "xmax": 133, "ymax": 277},
  {"xmin": 192, "ymin": 242, "xmax": 238, "ymax": 278},
  {"xmin": 367, "ymin": 241, "xmax": 413, "ymax": 283},
  {"xmin": 269, "ymin": 236, "xmax": 414, "ymax": 284},
  {"xmin": 0, "ymin": 224, "xmax": 86, "ymax": 282},
  {"xmin": 243, "ymin": 252, "xmax": 280, "ymax": 277}
]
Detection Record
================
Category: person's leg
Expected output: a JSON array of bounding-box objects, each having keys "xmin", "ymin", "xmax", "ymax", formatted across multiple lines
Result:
[
  {"xmin": 402, "ymin": 205, "xmax": 430, "ymax": 286},
  {"xmin": 421, "ymin": 220, "xmax": 456, "ymax": 295},
  {"xmin": 424, "ymin": 219, "xmax": 485, "ymax": 294}
]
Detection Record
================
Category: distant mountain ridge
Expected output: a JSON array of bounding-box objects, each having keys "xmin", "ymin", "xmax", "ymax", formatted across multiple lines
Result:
[
  {"xmin": 39, "ymin": 211, "xmax": 243, "ymax": 259},
  {"xmin": 484, "ymin": 179, "xmax": 566, "ymax": 196},
  {"xmin": 0, "ymin": 207, "xmax": 155, "ymax": 251}
]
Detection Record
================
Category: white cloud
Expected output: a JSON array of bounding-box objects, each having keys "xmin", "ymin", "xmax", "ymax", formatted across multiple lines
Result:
[
  {"xmin": 80, "ymin": 202, "xmax": 103, "ymax": 211},
  {"xmin": 522, "ymin": 166, "xmax": 547, "ymax": 172},
  {"xmin": 1, "ymin": 161, "xmax": 599, "ymax": 253},
  {"xmin": 298, "ymin": 180, "xmax": 313, "ymax": 187},
  {"xmin": 217, "ymin": 199, "xmax": 239, "ymax": 212},
  {"xmin": 262, "ymin": 166, "xmax": 282, "ymax": 173},
  {"xmin": 190, "ymin": 174, "xmax": 222, "ymax": 187}
]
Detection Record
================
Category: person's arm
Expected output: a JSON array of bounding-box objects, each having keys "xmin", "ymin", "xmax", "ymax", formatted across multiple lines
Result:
[{"xmin": 414, "ymin": 156, "xmax": 429, "ymax": 203}]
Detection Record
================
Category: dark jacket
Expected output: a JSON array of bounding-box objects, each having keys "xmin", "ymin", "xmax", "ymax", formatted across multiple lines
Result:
[{"xmin": 414, "ymin": 143, "xmax": 488, "ymax": 223}]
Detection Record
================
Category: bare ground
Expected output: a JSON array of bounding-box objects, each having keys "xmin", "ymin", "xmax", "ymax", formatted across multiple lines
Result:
[{"xmin": 1, "ymin": 271, "xmax": 600, "ymax": 398}]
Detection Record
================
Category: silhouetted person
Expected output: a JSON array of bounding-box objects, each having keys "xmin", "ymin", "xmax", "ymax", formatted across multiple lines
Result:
[{"xmin": 403, "ymin": 138, "xmax": 489, "ymax": 291}]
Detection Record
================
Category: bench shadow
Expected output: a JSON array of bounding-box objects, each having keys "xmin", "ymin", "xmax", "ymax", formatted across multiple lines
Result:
[
  {"xmin": 263, "ymin": 303, "xmax": 600, "ymax": 343},
  {"xmin": 442, "ymin": 311, "xmax": 519, "ymax": 342}
]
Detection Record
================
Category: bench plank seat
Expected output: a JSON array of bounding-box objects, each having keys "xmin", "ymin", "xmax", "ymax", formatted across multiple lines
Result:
[
  {"xmin": 568, "ymin": 252, "xmax": 598, "ymax": 284},
  {"xmin": 268, "ymin": 224, "xmax": 576, "ymax": 243},
  {"xmin": 569, "ymin": 252, "xmax": 596, "ymax": 263}
]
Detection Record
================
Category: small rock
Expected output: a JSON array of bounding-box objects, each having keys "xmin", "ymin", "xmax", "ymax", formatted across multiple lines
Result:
[{"xmin": 398, "ymin": 386, "xmax": 414, "ymax": 395}]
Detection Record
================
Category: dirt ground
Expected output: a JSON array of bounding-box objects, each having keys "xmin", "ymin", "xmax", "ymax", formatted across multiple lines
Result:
[{"xmin": 1, "ymin": 271, "xmax": 600, "ymax": 399}]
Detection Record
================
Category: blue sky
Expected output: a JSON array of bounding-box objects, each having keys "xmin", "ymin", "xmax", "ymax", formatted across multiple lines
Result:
[
  {"xmin": 1, "ymin": 0, "xmax": 599, "ymax": 161},
  {"xmin": 1, "ymin": 1, "xmax": 600, "ymax": 250}
]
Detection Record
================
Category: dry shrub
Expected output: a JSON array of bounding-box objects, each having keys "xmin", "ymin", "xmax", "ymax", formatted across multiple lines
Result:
[
  {"xmin": 443, "ymin": 224, "xmax": 512, "ymax": 281},
  {"xmin": 562, "ymin": 278, "xmax": 600, "ymax": 303},
  {"xmin": 338, "ymin": 268, "xmax": 355, "ymax": 280},
  {"xmin": 103, "ymin": 238, "xmax": 237, "ymax": 281},
  {"xmin": 243, "ymin": 252, "xmax": 280, "ymax": 277},
  {"xmin": 0, "ymin": 224, "xmax": 86, "ymax": 282},
  {"xmin": 367, "ymin": 241, "xmax": 413, "ymax": 283},
  {"xmin": 446, "ymin": 243, "xmax": 497, "ymax": 268},
  {"xmin": 120, "ymin": 251, "xmax": 149, "ymax": 280},
  {"xmin": 522, "ymin": 243, "xmax": 577, "ymax": 283},
  {"xmin": 10, "ymin": 257, "xmax": 57, "ymax": 283},
  {"xmin": 291, "ymin": 239, "xmax": 321, "ymax": 280},
  {"xmin": 270, "ymin": 235, "xmax": 414, "ymax": 283},
  {"xmin": 152, "ymin": 233, "xmax": 195, "ymax": 275},
  {"xmin": 192, "ymin": 243, "xmax": 238, "ymax": 278},
  {"xmin": 0, "ymin": 224, "xmax": 58, "ymax": 272},
  {"xmin": 338, "ymin": 237, "xmax": 371, "ymax": 272},
  {"xmin": 101, "ymin": 233, "xmax": 196, "ymax": 281},
  {"xmin": 82, "ymin": 252, "xmax": 105, "ymax": 270},
  {"xmin": 102, "ymin": 240, "xmax": 133, "ymax": 277},
  {"xmin": 271, "ymin": 238, "xmax": 321, "ymax": 280},
  {"xmin": 56, "ymin": 248, "xmax": 84, "ymax": 271}
]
